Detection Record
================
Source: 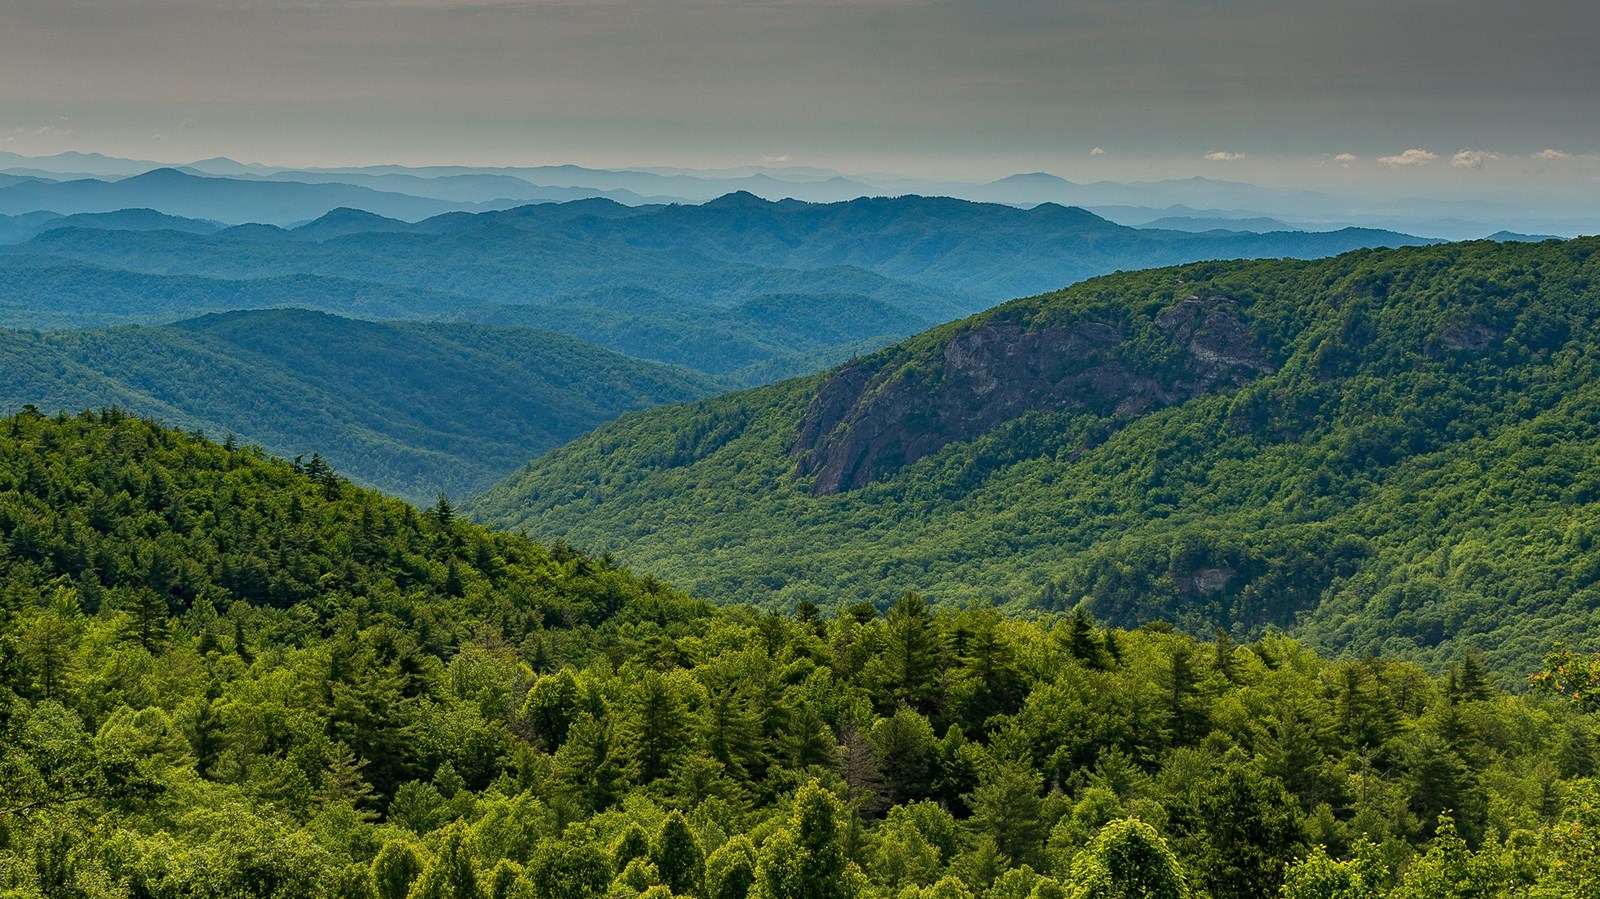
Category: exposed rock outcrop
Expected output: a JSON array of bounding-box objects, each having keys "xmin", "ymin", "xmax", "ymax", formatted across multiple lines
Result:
[{"xmin": 791, "ymin": 295, "xmax": 1273, "ymax": 495}]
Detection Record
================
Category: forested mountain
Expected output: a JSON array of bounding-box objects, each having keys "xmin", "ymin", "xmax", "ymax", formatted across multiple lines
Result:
[
  {"xmin": 0, "ymin": 310, "xmax": 715, "ymax": 501},
  {"xmin": 469, "ymin": 238, "xmax": 1600, "ymax": 675},
  {"xmin": 0, "ymin": 194, "xmax": 1433, "ymax": 386},
  {"xmin": 4, "ymin": 409, "xmax": 1600, "ymax": 899}
]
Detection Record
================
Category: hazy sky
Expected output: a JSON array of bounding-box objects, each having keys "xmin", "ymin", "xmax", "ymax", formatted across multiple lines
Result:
[{"xmin": 3, "ymin": 0, "xmax": 1598, "ymax": 193}]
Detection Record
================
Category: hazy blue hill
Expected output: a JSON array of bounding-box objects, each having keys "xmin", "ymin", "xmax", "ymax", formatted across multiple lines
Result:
[
  {"xmin": 0, "ymin": 309, "xmax": 716, "ymax": 500},
  {"xmin": 468, "ymin": 238, "xmax": 1600, "ymax": 673},
  {"xmin": 1140, "ymin": 215, "xmax": 1296, "ymax": 232},
  {"xmin": 4, "ymin": 193, "xmax": 1429, "ymax": 310},
  {"xmin": 0, "ymin": 168, "xmax": 510, "ymax": 225},
  {"xmin": 0, "ymin": 211, "xmax": 62, "ymax": 243},
  {"xmin": 0, "ymin": 192, "xmax": 1434, "ymax": 387},
  {"xmin": 288, "ymin": 206, "xmax": 414, "ymax": 240},
  {"xmin": 0, "ymin": 259, "xmax": 486, "ymax": 329}
]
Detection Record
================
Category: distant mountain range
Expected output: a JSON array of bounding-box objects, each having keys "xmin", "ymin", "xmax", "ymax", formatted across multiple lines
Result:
[
  {"xmin": 0, "ymin": 192, "xmax": 1437, "ymax": 385},
  {"xmin": 5, "ymin": 149, "xmax": 1596, "ymax": 238}
]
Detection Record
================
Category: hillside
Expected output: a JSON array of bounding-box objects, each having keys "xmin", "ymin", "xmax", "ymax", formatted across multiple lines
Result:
[
  {"xmin": 3, "ymin": 409, "xmax": 1600, "ymax": 899},
  {"xmin": 469, "ymin": 238, "xmax": 1600, "ymax": 673},
  {"xmin": 0, "ymin": 309, "xmax": 716, "ymax": 500}
]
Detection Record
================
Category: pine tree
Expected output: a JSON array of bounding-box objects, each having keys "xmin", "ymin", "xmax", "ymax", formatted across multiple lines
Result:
[{"xmin": 866, "ymin": 592, "xmax": 943, "ymax": 713}]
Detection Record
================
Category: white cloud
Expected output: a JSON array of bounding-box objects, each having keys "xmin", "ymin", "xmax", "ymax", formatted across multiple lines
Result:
[
  {"xmin": 1450, "ymin": 149, "xmax": 1501, "ymax": 169},
  {"xmin": 761, "ymin": 154, "xmax": 792, "ymax": 163},
  {"xmin": 1334, "ymin": 153, "xmax": 1358, "ymax": 163},
  {"xmin": 1204, "ymin": 151, "xmax": 1246, "ymax": 161},
  {"xmin": 1089, "ymin": 146, "xmax": 1105, "ymax": 156},
  {"xmin": 1533, "ymin": 148, "xmax": 1573, "ymax": 160},
  {"xmin": 1378, "ymin": 148, "xmax": 1437, "ymax": 167}
]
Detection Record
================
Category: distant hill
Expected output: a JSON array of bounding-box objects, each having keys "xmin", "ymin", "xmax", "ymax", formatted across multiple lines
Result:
[
  {"xmin": 468, "ymin": 238, "xmax": 1600, "ymax": 673},
  {"xmin": 1140, "ymin": 215, "xmax": 1297, "ymax": 233},
  {"xmin": 0, "ymin": 193, "xmax": 1436, "ymax": 387},
  {"xmin": 0, "ymin": 309, "xmax": 716, "ymax": 500},
  {"xmin": 0, "ymin": 168, "xmax": 515, "ymax": 225}
]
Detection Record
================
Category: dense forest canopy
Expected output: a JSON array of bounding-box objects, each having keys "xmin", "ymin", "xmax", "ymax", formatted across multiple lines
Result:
[
  {"xmin": 4, "ymin": 410, "xmax": 1600, "ymax": 898},
  {"xmin": 0, "ymin": 309, "xmax": 717, "ymax": 503},
  {"xmin": 470, "ymin": 238, "xmax": 1600, "ymax": 676}
]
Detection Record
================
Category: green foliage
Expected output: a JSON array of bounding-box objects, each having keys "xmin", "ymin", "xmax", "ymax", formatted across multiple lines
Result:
[
  {"xmin": 0, "ymin": 308, "xmax": 716, "ymax": 502},
  {"xmin": 0, "ymin": 410, "xmax": 1598, "ymax": 899},
  {"xmin": 471, "ymin": 237, "xmax": 1600, "ymax": 675},
  {"xmin": 1070, "ymin": 819, "xmax": 1188, "ymax": 899}
]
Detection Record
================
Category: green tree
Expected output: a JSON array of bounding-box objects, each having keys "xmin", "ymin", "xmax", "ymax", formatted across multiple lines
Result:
[
  {"xmin": 1070, "ymin": 819, "xmax": 1188, "ymax": 899},
  {"xmin": 705, "ymin": 836, "xmax": 758, "ymax": 899},
  {"xmin": 654, "ymin": 810, "xmax": 706, "ymax": 897},
  {"xmin": 373, "ymin": 841, "xmax": 427, "ymax": 899},
  {"xmin": 754, "ymin": 782, "xmax": 862, "ymax": 899},
  {"xmin": 529, "ymin": 839, "xmax": 611, "ymax": 899}
]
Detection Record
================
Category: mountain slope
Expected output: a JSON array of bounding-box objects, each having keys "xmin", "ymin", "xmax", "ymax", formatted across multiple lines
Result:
[
  {"xmin": 9, "ymin": 409, "xmax": 1599, "ymax": 899},
  {"xmin": 0, "ymin": 260, "xmax": 486, "ymax": 329},
  {"xmin": 468, "ymin": 238, "xmax": 1600, "ymax": 672},
  {"xmin": 0, "ymin": 309, "xmax": 716, "ymax": 500}
]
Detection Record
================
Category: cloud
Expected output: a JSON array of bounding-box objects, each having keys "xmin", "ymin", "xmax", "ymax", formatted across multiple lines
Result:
[
  {"xmin": 1450, "ymin": 149, "xmax": 1501, "ymax": 169},
  {"xmin": 1533, "ymin": 148, "xmax": 1573, "ymax": 160},
  {"xmin": 1090, "ymin": 146, "xmax": 1105, "ymax": 156},
  {"xmin": 1334, "ymin": 153, "xmax": 1358, "ymax": 163},
  {"xmin": 4, "ymin": 117, "xmax": 79, "ymax": 141},
  {"xmin": 1378, "ymin": 148, "xmax": 1437, "ymax": 167},
  {"xmin": 1204, "ymin": 151, "xmax": 1246, "ymax": 161},
  {"xmin": 761, "ymin": 154, "xmax": 792, "ymax": 163}
]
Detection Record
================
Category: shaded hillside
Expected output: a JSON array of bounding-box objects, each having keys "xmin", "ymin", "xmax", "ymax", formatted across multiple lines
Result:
[
  {"xmin": 469, "ymin": 238, "xmax": 1600, "ymax": 672},
  {"xmin": 0, "ymin": 261, "xmax": 483, "ymax": 329},
  {"xmin": 0, "ymin": 309, "xmax": 716, "ymax": 500}
]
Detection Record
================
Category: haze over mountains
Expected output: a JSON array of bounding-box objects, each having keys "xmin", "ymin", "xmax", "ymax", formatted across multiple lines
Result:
[
  {"xmin": 0, "ymin": 158, "xmax": 1453, "ymax": 500},
  {"xmin": 3, "ymin": 150, "xmax": 1595, "ymax": 239}
]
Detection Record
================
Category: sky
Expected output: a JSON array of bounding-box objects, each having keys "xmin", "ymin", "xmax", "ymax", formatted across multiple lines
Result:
[{"xmin": 2, "ymin": 0, "xmax": 1598, "ymax": 199}]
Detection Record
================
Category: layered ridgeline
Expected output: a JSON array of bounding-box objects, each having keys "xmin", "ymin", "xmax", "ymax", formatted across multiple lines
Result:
[
  {"xmin": 470, "ymin": 238, "xmax": 1600, "ymax": 673},
  {"xmin": 0, "ymin": 194, "xmax": 1433, "ymax": 380},
  {"xmin": 0, "ymin": 309, "xmax": 715, "ymax": 502},
  {"xmin": 4, "ymin": 409, "xmax": 1600, "ymax": 898}
]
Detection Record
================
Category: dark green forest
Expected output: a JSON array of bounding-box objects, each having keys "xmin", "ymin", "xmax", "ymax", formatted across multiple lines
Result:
[
  {"xmin": 0, "ymin": 309, "xmax": 716, "ymax": 502},
  {"xmin": 4, "ymin": 410, "xmax": 1600, "ymax": 897},
  {"xmin": 470, "ymin": 238, "xmax": 1600, "ymax": 676}
]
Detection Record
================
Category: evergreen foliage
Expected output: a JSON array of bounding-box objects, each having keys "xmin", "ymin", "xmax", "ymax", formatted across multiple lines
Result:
[{"xmin": 3, "ymin": 410, "xmax": 1600, "ymax": 898}]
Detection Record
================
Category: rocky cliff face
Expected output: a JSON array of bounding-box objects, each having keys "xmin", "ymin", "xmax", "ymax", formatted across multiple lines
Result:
[{"xmin": 791, "ymin": 295, "xmax": 1273, "ymax": 494}]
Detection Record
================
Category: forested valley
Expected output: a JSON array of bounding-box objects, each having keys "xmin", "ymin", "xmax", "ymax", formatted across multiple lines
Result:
[{"xmin": 3, "ymin": 410, "xmax": 1600, "ymax": 898}]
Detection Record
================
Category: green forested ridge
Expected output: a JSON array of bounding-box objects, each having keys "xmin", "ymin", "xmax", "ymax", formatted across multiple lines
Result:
[
  {"xmin": 0, "ymin": 309, "xmax": 716, "ymax": 501},
  {"xmin": 5, "ymin": 409, "xmax": 1600, "ymax": 898},
  {"xmin": 469, "ymin": 238, "xmax": 1600, "ymax": 675}
]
